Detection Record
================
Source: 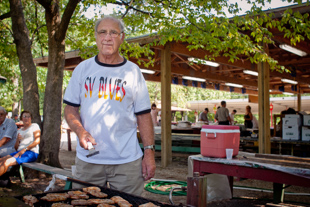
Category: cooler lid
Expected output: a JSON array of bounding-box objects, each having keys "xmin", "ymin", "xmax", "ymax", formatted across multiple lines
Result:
[
  {"xmin": 201, "ymin": 125, "xmax": 240, "ymax": 130},
  {"xmin": 201, "ymin": 125, "xmax": 240, "ymax": 133}
]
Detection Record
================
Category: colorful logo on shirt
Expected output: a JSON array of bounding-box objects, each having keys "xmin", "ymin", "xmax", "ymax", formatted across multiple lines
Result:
[{"xmin": 84, "ymin": 76, "xmax": 126, "ymax": 102}]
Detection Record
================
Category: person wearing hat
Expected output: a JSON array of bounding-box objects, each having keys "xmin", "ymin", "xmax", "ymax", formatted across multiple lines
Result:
[{"xmin": 12, "ymin": 114, "xmax": 20, "ymax": 123}]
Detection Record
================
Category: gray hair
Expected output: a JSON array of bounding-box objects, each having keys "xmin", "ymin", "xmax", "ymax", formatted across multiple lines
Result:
[
  {"xmin": 95, "ymin": 15, "xmax": 125, "ymax": 34},
  {"xmin": 0, "ymin": 106, "xmax": 6, "ymax": 113}
]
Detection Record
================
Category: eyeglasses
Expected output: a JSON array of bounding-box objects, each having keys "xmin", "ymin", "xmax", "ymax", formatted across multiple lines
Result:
[
  {"xmin": 22, "ymin": 115, "xmax": 31, "ymax": 118},
  {"xmin": 96, "ymin": 30, "xmax": 123, "ymax": 38}
]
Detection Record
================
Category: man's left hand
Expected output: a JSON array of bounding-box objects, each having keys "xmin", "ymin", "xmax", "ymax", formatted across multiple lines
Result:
[{"xmin": 142, "ymin": 150, "xmax": 156, "ymax": 180}]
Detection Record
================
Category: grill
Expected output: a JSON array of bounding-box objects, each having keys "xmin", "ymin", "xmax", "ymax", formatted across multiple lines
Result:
[{"xmin": 15, "ymin": 186, "xmax": 181, "ymax": 207}]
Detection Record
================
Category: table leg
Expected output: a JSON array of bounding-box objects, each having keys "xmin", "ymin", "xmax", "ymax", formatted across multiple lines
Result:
[
  {"xmin": 291, "ymin": 144, "xmax": 294, "ymax": 156},
  {"xmin": 227, "ymin": 175, "xmax": 234, "ymax": 197},
  {"xmin": 273, "ymin": 183, "xmax": 285, "ymax": 203},
  {"xmin": 186, "ymin": 172, "xmax": 207, "ymax": 207},
  {"xmin": 67, "ymin": 129, "xmax": 72, "ymax": 151}
]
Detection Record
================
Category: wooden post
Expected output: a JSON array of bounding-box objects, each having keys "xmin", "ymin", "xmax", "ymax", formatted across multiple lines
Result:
[
  {"xmin": 273, "ymin": 183, "xmax": 285, "ymax": 203},
  {"xmin": 297, "ymin": 93, "xmax": 301, "ymax": 112},
  {"xmin": 161, "ymin": 42, "xmax": 172, "ymax": 167},
  {"xmin": 186, "ymin": 172, "xmax": 207, "ymax": 207},
  {"xmin": 257, "ymin": 42, "xmax": 271, "ymax": 154}
]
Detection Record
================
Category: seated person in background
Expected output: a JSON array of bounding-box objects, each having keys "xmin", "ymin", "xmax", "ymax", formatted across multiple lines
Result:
[
  {"xmin": 244, "ymin": 105, "xmax": 253, "ymax": 129},
  {"xmin": 12, "ymin": 114, "xmax": 20, "ymax": 123},
  {"xmin": 199, "ymin": 108, "xmax": 209, "ymax": 124},
  {"xmin": 0, "ymin": 110, "xmax": 40, "ymax": 177},
  {"xmin": 0, "ymin": 106, "xmax": 17, "ymax": 157}
]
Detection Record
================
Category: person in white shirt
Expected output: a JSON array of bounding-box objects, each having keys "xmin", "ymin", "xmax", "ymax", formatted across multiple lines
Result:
[
  {"xmin": 252, "ymin": 115, "xmax": 259, "ymax": 129},
  {"xmin": 63, "ymin": 16, "xmax": 155, "ymax": 196},
  {"xmin": 229, "ymin": 109, "xmax": 237, "ymax": 125},
  {"xmin": 0, "ymin": 110, "xmax": 40, "ymax": 176}
]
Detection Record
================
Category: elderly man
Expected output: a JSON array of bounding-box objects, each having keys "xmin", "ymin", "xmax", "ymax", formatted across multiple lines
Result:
[
  {"xmin": 63, "ymin": 16, "xmax": 155, "ymax": 196},
  {"xmin": 0, "ymin": 106, "xmax": 17, "ymax": 157}
]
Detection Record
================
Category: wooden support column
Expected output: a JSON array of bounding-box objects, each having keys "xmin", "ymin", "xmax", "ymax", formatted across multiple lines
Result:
[
  {"xmin": 297, "ymin": 93, "xmax": 301, "ymax": 112},
  {"xmin": 257, "ymin": 43, "xmax": 271, "ymax": 154},
  {"xmin": 161, "ymin": 42, "xmax": 172, "ymax": 167}
]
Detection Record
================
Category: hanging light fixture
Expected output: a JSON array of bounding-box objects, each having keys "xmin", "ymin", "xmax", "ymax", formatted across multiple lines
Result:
[
  {"xmin": 281, "ymin": 79, "xmax": 298, "ymax": 85},
  {"xmin": 279, "ymin": 44, "xmax": 307, "ymax": 57},
  {"xmin": 283, "ymin": 92, "xmax": 294, "ymax": 95},
  {"xmin": 182, "ymin": 76, "xmax": 206, "ymax": 82},
  {"xmin": 188, "ymin": 57, "xmax": 220, "ymax": 67},
  {"xmin": 225, "ymin": 83, "xmax": 243, "ymax": 88},
  {"xmin": 243, "ymin": 70, "xmax": 258, "ymax": 76},
  {"xmin": 140, "ymin": 69, "xmax": 155, "ymax": 74}
]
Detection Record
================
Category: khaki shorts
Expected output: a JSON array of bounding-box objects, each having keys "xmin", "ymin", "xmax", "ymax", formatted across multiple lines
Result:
[{"xmin": 73, "ymin": 157, "xmax": 144, "ymax": 196}]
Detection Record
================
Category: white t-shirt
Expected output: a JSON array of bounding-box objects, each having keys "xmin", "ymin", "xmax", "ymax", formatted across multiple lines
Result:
[
  {"xmin": 252, "ymin": 116, "xmax": 259, "ymax": 129},
  {"xmin": 63, "ymin": 56, "xmax": 151, "ymax": 165},
  {"xmin": 17, "ymin": 123, "xmax": 40, "ymax": 154},
  {"xmin": 229, "ymin": 113, "xmax": 235, "ymax": 125}
]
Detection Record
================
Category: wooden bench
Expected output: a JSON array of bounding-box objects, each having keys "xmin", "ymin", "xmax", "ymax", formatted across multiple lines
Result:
[{"xmin": 19, "ymin": 162, "xmax": 74, "ymax": 190}]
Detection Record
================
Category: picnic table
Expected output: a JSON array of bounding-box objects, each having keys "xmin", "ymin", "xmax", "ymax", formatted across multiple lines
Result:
[{"xmin": 187, "ymin": 152, "xmax": 310, "ymax": 206}]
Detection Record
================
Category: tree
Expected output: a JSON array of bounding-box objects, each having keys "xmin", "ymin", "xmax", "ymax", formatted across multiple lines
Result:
[
  {"xmin": 1, "ymin": 0, "xmax": 82, "ymax": 167},
  {"xmin": 1, "ymin": 0, "xmax": 309, "ymax": 167}
]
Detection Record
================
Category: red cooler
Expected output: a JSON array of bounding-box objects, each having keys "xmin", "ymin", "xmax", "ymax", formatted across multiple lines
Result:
[{"xmin": 200, "ymin": 125, "xmax": 240, "ymax": 158}]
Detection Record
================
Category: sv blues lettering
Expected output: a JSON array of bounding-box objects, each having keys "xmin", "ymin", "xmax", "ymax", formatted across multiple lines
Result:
[{"xmin": 84, "ymin": 77, "xmax": 96, "ymax": 98}]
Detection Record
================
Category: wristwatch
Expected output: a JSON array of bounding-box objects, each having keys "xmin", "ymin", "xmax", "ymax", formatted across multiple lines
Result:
[{"xmin": 144, "ymin": 145, "xmax": 155, "ymax": 151}]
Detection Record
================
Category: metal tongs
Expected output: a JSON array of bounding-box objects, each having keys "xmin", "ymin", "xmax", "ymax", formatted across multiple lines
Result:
[{"xmin": 86, "ymin": 141, "xmax": 99, "ymax": 158}]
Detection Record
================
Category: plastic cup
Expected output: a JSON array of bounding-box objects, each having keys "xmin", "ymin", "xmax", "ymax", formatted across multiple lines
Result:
[
  {"xmin": 71, "ymin": 165, "xmax": 76, "ymax": 176},
  {"xmin": 226, "ymin": 149, "xmax": 233, "ymax": 160}
]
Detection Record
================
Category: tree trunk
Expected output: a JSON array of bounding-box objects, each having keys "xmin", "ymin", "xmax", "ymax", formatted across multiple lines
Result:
[
  {"xmin": 9, "ymin": 0, "xmax": 80, "ymax": 167},
  {"xmin": 12, "ymin": 77, "xmax": 21, "ymax": 116},
  {"xmin": 37, "ymin": 0, "xmax": 80, "ymax": 167},
  {"xmin": 9, "ymin": 0, "xmax": 41, "ymax": 124}
]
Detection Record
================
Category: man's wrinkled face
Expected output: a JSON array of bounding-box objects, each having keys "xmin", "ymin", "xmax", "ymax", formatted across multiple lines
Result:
[{"xmin": 95, "ymin": 19, "xmax": 124, "ymax": 57}]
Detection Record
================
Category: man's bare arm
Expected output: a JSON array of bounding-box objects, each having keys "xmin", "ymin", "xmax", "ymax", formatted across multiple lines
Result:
[
  {"xmin": 64, "ymin": 105, "xmax": 96, "ymax": 149},
  {"xmin": 0, "ymin": 137, "xmax": 10, "ymax": 148},
  {"xmin": 137, "ymin": 113, "xmax": 156, "ymax": 180}
]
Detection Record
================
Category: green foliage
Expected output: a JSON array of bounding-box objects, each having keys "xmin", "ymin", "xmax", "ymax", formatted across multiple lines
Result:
[
  {"xmin": 1, "ymin": 0, "xmax": 310, "ymax": 114},
  {"xmin": 0, "ymin": 65, "xmax": 23, "ymax": 111}
]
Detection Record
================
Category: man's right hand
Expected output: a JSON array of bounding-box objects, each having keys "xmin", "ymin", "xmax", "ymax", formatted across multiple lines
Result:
[
  {"xmin": 64, "ymin": 105, "xmax": 97, "ymax": 150},
  {"xmin": 77, "ymin": 131, "xmax": 97, "ymax": 150}
]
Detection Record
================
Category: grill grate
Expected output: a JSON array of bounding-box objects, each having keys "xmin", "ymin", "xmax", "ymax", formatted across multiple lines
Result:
[{"xmin": 15, "ymin": 186, "xmax": 182, "ymax": 207}]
